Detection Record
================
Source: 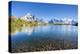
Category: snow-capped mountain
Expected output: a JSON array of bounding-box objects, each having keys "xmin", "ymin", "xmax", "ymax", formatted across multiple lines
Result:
[{"xmin": 21, "ymin": 13, "xmax": 36, "ymax": 21}]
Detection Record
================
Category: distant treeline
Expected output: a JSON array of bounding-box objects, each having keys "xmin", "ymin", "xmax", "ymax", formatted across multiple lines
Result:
[{"xmin": 10, "ymin": 16, "xmax": 39, "ymax": 33}]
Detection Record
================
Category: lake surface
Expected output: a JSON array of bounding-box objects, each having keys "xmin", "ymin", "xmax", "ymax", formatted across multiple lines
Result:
[{"xmin": 10, "ymin": 25, "xmax": 78, "ymax": 53}]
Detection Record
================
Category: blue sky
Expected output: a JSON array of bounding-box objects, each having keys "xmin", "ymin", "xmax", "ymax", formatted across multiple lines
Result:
[{"xmin": 10, "ymin": 1, "xmax": 78, "ymax": 21}]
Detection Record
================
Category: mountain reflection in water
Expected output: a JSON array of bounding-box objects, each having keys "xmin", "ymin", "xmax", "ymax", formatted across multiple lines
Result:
[{"xmin": 11, "ymin": 26, "xmax": 35, "ymax": 36}]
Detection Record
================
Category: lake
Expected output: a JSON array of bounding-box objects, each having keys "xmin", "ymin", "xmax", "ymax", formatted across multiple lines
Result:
[{"xmin": 10, "ymin": 25, "xmax": 78, "ymax": 53}]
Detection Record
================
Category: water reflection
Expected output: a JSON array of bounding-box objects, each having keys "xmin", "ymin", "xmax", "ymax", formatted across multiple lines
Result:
[
  {"xmin": 21, "ymin": 27, "xmax": 34, "ymax": 35},
  {"xmin": 11, "ymin": 25, "xmax": 78, "ymax": 53},
  {"xmin": 12, "ymin": 25, "xmax": 77, "ymax": 37},
  {"xmin": 12, "ymin": 26, "xmax": 35, "ymax": 36}
]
